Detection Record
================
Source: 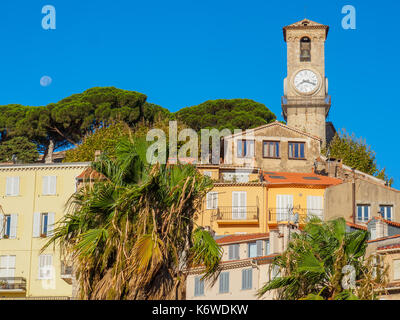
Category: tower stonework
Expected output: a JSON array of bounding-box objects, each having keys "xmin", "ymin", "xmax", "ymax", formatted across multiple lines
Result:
[{"xmin": 282, "ymin": 19, "xmax": 331, "ymax": 145}]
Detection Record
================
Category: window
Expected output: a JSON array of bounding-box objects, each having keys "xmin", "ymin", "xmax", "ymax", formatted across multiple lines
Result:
[
  {"xmin": 42, "ymin": 176, "xmax": 57, "ymax": 195},
  {"xmin": 206, "ymin": 192, "xmax": 218, "ymax": 209},
  {"xmin": 194, "ymin": 276, "xmax": 204, "ymax": 296},
  {"xmin": 357, "ymin": 205, "xmax": 370, "ymax": 222},
  {"xmin": 232, "ymin": 191, "xmax": 247, "ymax": 219},
  {"xmin": 265, "ymin": 240, "xmax": 270, "ymax": 255},
  {"xmin": 5, "ymin": 177, "xmax": 19, "ymax": 196},
  {"xmin": 219, "ymin": 272, "xmax": 229, "ymax": 294},
  {"xmin": 237, "ymin": 140, "xmax": 254, "ymax": 158},
  {"xmin": 379, "ymin": 205, "xmax": 393, "ymax": 221},
  {"xmin": 33, "ymin": 212, "xmax": 55, "ymax": 238},
  {"xmin": 38, "ymin": 254, "xmax": 53, "ymax": 280},
  {"xmin": 263, "ymin": 141, "xmax": 280, "ymax": 158},
  {"xmin": 300, "ymin": 37, "xmax": 311, "ymax": 62},
  {"xmin": 276, "ymin": 194, "xmax": 294, "ymax": 221},
  {"xmin": 0, "ymin": 255, "xmax": 16, "ymax": 280},
  {"xmin": 203, "ymin": 171, "xmax": 212, "ymax": 178},
  {"xmin": 271, "ymin": 265, "xmax": 281, "ymax": 279},
  {"xmin": 394, "ymin": 260, "xmax": 400, "ymax": 280},
  {"xmin": 228, "ymin": 244, "xmax": 239, "ymax": 260},
  {"xmin": 248, "ymin": 240, "xmax": 263, "ymax": 258},
  {"xmin": 307, "ymin": 196, "xmax": 323, "ymax": 219},
  {"xmin": 241, "ymin": 268, "xmax": 252, "ymax": 290},
  {"xmin": 0, "ymin": 214, "xmax": 17, "ymax": 239},
  {"xmin": 288, "ymin": 142, "xmax": 305, "ymax": 159}
]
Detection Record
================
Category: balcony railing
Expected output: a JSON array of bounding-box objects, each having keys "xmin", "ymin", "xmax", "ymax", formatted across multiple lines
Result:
[
  {"xmin": 211, "ymin": 206, "xmax": 259, "ymax": 222},
  {"xmin": 268, "ymin": 208, "xmax": 324, "ymax": 224},
  {"xmin": 61, "ymin": 263, "xmax": 73, "ymax": 284},
  {"xmin": 0, "ymin": 277, "xmax": 27, "ymax": 291}
]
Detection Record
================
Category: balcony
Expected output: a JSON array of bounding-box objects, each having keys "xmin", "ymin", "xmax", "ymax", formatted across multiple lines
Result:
[
  {"xmin": 0, "ymin": 277, "xmax": 27, "ymax": 292},
  {"xmin": 268, "ymin": 208, "xmax": 323, "ymax": 225},
  {"xmin": 61, "ymin": 263, "xmax": 73, "ymax": 284},
  {"xmin": 211, "ymin": 206, "xmax": 259, "ymax": 224}
]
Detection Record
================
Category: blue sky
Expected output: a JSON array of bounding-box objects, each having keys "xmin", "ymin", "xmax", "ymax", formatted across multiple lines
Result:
[{"xmin": 0, "ymin": 0, "xmax": 399, "ymax": 185}]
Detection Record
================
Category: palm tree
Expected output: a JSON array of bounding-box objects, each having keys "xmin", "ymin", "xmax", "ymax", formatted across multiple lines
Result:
[
  {"xmin": 43, "ymin": 136, "xmax": 222, "ymax": 300},
  {"xmin": 258, "ymin": 217, "xmax": 388, "ymax": 300}
]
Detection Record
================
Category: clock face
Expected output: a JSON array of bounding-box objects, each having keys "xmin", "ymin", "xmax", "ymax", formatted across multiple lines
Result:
[{"xmin": 293, "ymin": 69, "xmax": 319, "ymax": 94}]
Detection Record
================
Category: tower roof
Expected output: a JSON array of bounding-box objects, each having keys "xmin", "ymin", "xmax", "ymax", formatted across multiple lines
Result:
[{"xmin": 283, "ymin": 18, "xmax": 329, "ymax": 41}]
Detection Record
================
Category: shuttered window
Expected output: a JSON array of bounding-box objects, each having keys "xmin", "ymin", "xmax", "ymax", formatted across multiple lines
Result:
[
  {"xmin": 265, "ymin": 240, "xmax": 270, "ymax": 255},
  {"xmin": 38, "ymin": 254, "xmax": 53, "ymax": 279},
  {"xmin": 206, "ymin": 192, "xmax": 218, "ymax": 209},
  {"xmin": 288, "ymin": 142, "xmax": 305, "ymax": 159},
  {"xmin": 33, "ymin": 212, "xmax": 55, "ymax": 238},
  {"xmin": 0, "ymin": 255, "xmax": 16, "ymax": 279},
  {"xmin": 42, "ymin": 176, "xmax": 57, "ymax": 195},
  {"xmin": 194, "ymin": 276, "xmax": 204, "ymax": 296},
  {"xmin": 232, "ymin": 191, "xmax": 247, "ymax": 219},
  {"xmin": 307, "ymin": 196, "xmax": 323, "ymax": 219},
  {"xmin": 5, "ymin": 177, "xmax": 19, "ymax": 196},
  {"xmin": 228, "ymin": 244, "xmax": 239, "ymax": 260},
  {"xmin": 394, "ymin": 260, "xmax": 400, "ymax": 280},
  {"xmin": 219, "ymin": 272, "xmax": 229, "ymax": 294},
  {"xmin": 379, "ymin": 205, "xmax": 393, "ymax": 221},
  {"xmin": 276, "ymin": 194, "xmax": 293, "ymax": 221},
  {"xmin": 263, "ymin": 141, "xmax": 280, "ymax": 158},
  {"xmin": 237, "ymin": 140, "xmax": 254, "ymax": 158},
  {"xmin": 248, "ymin": 242, "xmax": 257, "ymax": 258},
  {"xmin": 241, "ymin": 268, "xmax": 252, "ymax": 290}
]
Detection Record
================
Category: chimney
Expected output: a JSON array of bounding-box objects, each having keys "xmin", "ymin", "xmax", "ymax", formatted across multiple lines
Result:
[{"xmin": 94, "ymin": 150, "xmax": 101, "ymax": 161}]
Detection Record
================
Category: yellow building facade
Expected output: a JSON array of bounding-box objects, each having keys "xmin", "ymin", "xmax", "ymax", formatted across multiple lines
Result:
[
  {"xmin": 0, "ymin": 162, "xmax": 90, "ymax": 299},
  {"xmin": 195, "ymin": 165, "xmax": 342, "ymax": 235}
]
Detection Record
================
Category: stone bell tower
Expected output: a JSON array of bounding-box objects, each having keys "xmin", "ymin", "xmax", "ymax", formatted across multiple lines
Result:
[{"xmin": 281, "ymin": 19, "xmax": 331, "ymax": 145}]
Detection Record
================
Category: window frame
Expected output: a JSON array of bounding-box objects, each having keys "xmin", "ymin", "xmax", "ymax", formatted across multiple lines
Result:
[
  {"xmin": 237, "ymin": 139, "xmax": 255, "ymax": 158},
  {"xmin": 194, "ymin": 276, "xmax": 205, "ymax": 296},
  {"xmin": 38, "ymin": 254, "xmax": 53, "ymax": 280},
  {"xmin": 356, "ymin": 204, "xmax": 370, "ymax": 222},
  {"xmin": 379, "ymin": 205, "xmax": 393, "ymax": 221},
  {"xmin": 5, "ymin": 176, "xmax": 19, "ymax": 197},
  {"xmin": 219, "ymin": 272, "xmax": 230, "ymax": 294},
  {"xmin": 262, "ymin": 140, "xmax": 280, "ymax": 159},
  {"xmin": 206, "ymin": 192, "xmax": 218, "ymax": 210},
  {"xmin": 288, "ymin": 142, "xmax": 306, "ymax": 160}
]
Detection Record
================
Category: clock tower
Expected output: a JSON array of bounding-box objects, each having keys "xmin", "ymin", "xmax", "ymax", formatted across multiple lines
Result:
[{"xmin": 282, "ymin": 19, "xmax": 331, "ymax": 145}]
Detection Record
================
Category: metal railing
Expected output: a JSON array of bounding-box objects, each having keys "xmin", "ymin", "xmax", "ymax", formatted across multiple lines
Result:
[
  {"xmin": 211, "ymin": 206, "xmax": 259, "ymax": 221},
  {"xmin": 61, "ymin": 262, "xmax": 73, "ymax": 276},
  {"xmin": 0, "ymin": 277, "xmax": 27, "ymax": 291},
  {"xmin": 268, "ymin": 208, "xmax": 324, "ymax": 224}
]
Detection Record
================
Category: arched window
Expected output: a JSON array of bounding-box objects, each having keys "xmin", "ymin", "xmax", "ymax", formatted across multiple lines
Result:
[{"xmin": 300, "ymin": 37, "xmax": 311, "ymax": 62}]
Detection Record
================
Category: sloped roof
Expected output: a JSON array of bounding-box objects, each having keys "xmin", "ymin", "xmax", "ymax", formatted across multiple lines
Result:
[
  {"xmin": 377, "ymin": 243, "xmax": 400, "ymax": 251},
  {"xmin": 216, "ymin": 233, "xmax": 269, "ymax": 245},
  {"xmin": 283, "ymin": 19, "xmax": 329, "ymax": 41},
  {"xmin": 367, "ymin": 216, "xmax": 400, "ymax": 228},
  {"xmin": 76, "ymin": 167, "xmax": 105, "ymax": 180},
  {"xmin": 346, "ymin": 222, "xmax": 367, "ymax": 231},
  {"xmin": 222, "ymin": 121, "xmax": 322, "ymax": 141},
  {"xmin": 262, "ymin": 171, "xmax": 342, "ymax": 187}
]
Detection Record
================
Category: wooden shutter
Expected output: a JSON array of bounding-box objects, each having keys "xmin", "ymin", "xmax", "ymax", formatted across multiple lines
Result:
[
  {"xmin": 228, "ymin": 245, "xmax": 233, "ymax": 260},
  {"xmin": 239, "ymin": 192, "xmax": 247, "ymax": 219},
  {"xmin": 49, "ymin": 176, "xmax": 57, "ymax": 195},
  {"xmin": 33, "ymin": 212, "xmax": 41, "ymax": 238},
  {"xmin": 10, "ymin": 214, "xmax": 18, "ymax": 239},
  {"xmin": 234, "ymin": 244, "xmax": 239, "ymax": 259},
  {"xmin": 265, "ymin": 240, "xmax": 270, "ymax": 255},
  {"xmin": 39, "ymin": 254, "xmax": 52, "ymax": 279},
  {"xmin": 47, "ymin": 212, "xmax": 55, "ymax": 236},
  {"xmin": 219, "ymin": 272, "xmax": 229, "ymax": 293},
  {"xmin": 232, "ymin": 192, "xmax": 239, "ymax": 219},
  {"xmin": 194, "ymin": 276, "xmax": 204, "ymax": 296},
  {"xmin": 42, "ymin": 176, "xmax": 49, "ymax": 195},
  {"xmin": 256, "ymin": 240, "xmax": 263, "ymax": 257},
  {"xmin": 242, "ymin": 269, "xmax": 252, "ymax": 290},
  {"xmin": 276, "ymin": 195, "xmax": 293, "ymax": 221},
  {"xmin": 6, "ymin": 177, "xmax": 13, "ymax": 196},
  {"xmin": 307, "ymin": 196, "xmax": 323, "ymax": 219},
  {"xmin": 13, "ymin": 177, "xmax": 19, "ymax": 196}
]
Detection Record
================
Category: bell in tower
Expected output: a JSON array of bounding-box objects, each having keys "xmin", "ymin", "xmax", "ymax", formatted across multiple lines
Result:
[{"xmin": 300, "ymin": 37, "xmax": 311, "ymax": 62}]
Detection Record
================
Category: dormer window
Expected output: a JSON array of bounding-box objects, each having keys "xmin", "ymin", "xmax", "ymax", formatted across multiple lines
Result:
[{"xmin": 300, "ymin": 37, "xmax": 311, "ymax": 62}]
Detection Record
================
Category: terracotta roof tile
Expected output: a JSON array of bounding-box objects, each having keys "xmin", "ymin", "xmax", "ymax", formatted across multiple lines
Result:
[
  {"xmin": 216, "ymin": 233, "xmax": 269, "ymax": 245},
  {"xmin": 76, "ymin": 167, "xmax": 105, "ymax": 180},
  {"xmin": 346, "ymin": 222, "xmax": 367, "ymax": 231},
  {"xmin": 367, "ymin": 216, "xmax": 400, "ymax": 228},
  {"xmin": 368, "ymin": 234, "xmax": 400, "ymax": 243},
  {"xmin": 377, "ymin": 243, "xmax": 400, "ymax": 251},
  {"xmin": 262, "ymin": 171, "xmax": 342, "ymax": 187}
]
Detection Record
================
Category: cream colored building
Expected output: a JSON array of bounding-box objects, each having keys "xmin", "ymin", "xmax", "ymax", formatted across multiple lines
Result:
[{"xmin": 0, "ymin": 162, "xmax": 90, "ymax": 299}]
